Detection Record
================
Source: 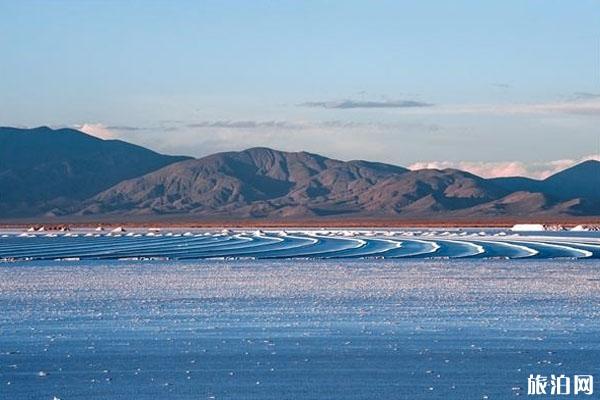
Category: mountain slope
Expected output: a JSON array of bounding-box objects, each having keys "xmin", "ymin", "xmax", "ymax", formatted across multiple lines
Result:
[
  {"xmin": 489, "ymin": 176, "xmax": 544, "ymax": 194},
  {"xmin": 2, "ymin": 128, "xmax": 598, "ymax": 221},
  {"xmin": 80, "ymin": 148, "xmax": 514, "ymax": 218},
  {"xmin": 0, "ymin": 126, "xmax": 190, "ymax": 217},
  {"xmin": 81, "ymin": 148, "xmax": 407, "ymax": 216},
  {"xmin": 543, "ymin": 160, "xmax": 600, "ymax": 200},
  {"xmin": 81, "ymin": 148, "xmax": 600, "ymax": 220},
  {"xmin": 491, "ymin": 160, "xmax": 600, "ymax": 201}
]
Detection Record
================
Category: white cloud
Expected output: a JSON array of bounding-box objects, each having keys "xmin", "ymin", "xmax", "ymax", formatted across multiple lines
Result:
[
  {"xmin": 186, "ymin": 120, "xmax": 303, "ymax": 129},
  {"xmin": 453, "ymin": 100, "xmax": 600, "ymax": 116},
  {"xmin": 409, "ymin": 154, "xmax": 600, "ymax": 179},
  {"xmin": 152, "ymin": 119, "xmax": 439, "ymax": 163},
  {"xmin": 76, "ymin": 123, "xmax": 118, "ymax": 139},
  {"xmin": 300, "ymin": 99, "xmax": 433, "ymax": 109},
  {"xmin": 338, "ymin": 100, "xmax": 600, "ymax": 117}
]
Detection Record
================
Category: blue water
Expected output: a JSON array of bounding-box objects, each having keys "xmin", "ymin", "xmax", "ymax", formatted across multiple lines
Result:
[
  {"xmin": 1, "ymin": 259, "xmax": 599, "ymax": 399},
  {"xmin": 1, "ymin": 229, "xmax": 600, "ymax": 260}
]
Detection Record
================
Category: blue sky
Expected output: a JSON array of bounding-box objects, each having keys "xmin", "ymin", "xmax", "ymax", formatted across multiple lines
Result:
[{"xmin": 1, "ymin": 0, "xmax": 599, "ymax": 177}]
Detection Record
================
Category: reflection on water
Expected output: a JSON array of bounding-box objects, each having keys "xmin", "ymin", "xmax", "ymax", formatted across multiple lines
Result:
[{"xmin": 1, "ymin": 229, "xmax": 600, "ymax": 260}]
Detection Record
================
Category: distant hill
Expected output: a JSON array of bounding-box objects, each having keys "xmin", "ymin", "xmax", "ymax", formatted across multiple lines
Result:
[
  {"xmin": 0, "ymin": 126, "xmax": 190, "ymax": 217},
  {"xmin": 491, "ymin": 160, "xmax": 600, "ymax": 212},
  {"xmin": 82, "ymin": 147, "xmax": 413, "ymax": 217},
  {"xmin": 542, "ymin": 160, "xmax": 600, "ymax": 201},
  {"xmin": 1, "ymin": 127, "xmax": 598, "ymax": 222},
  {"xmin": 79, "ymin": 147, "xmax": 599, "ymax": 220}
]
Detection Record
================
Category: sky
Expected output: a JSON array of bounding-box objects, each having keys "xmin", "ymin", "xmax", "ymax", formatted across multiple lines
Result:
[{"xmin": 1, "ymin": 0, "xmax": 600, "ymax": 178}]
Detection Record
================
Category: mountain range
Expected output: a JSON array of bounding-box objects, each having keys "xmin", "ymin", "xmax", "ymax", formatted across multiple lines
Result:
[
  {"xmin": 1, "ymin": 126, "xmax": 599, "ymax": 223},
  {"xmin": 0, "ymin": 127, "xmax": 190, "ymax": 218}
]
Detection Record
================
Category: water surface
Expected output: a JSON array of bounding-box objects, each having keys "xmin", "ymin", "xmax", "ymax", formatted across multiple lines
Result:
[{"xmin": 1, "ymin": 259, "xmax": 600, "ymax": 399}]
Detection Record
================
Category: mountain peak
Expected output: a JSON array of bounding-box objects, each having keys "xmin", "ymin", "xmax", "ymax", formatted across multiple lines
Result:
[
  {"xmin": 239, "ymin": 146, "xmax": 329, "ymax": 160},
  {"xmin": 0, "ymin": 125, "xmax": 103, "ymax": 143},
  {"xmin": 540, "ymin": 158, "xmax": 600, "ymax": 201},
  {"xmin": 1, "ymin": 126, "xmax": 599, "ymax": 221},
  {"xmin": 545, "ymin": 159, "xmax": 600, "ymax": 180},
  {"xmin": 570, "ymin": 159, "xmax": 600, "ymax": 169},
  {"xmin": 0, "ymin": 127, "xmax": 190, "ymax": 218}
]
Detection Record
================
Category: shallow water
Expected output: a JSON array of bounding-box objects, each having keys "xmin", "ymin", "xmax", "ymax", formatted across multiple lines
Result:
[
  {"xmin": 2, "ymin": 229, "xmax": 600, "ymax": 260},
  {"xmin": 1, "ymin": 259, "xmax": 599, "ymax": 399}
]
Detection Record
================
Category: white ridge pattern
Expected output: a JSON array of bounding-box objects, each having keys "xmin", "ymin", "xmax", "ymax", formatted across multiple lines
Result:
[{"xmin": 0, "ymin": 229, "xmax": 599, "ymax": 261}]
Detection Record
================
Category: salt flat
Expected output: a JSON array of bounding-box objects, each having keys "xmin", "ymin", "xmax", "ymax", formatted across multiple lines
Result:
[
  {"xmin": 1, "ymin": 259, "xmax": 599, "ymax": 399},
  {"xmin": 1, "ymin": 229, "xmax": 600, "ymax": 260}
]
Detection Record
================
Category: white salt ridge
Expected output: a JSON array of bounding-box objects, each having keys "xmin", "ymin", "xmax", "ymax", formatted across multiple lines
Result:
[{"xmin": 0, "ymin": 229, "xmax": 598, "ymax": 260}]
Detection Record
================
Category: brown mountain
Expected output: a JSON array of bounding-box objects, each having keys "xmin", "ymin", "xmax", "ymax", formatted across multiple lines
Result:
[
  {"xmin": 0, "ymin": 126, "xmax": 190, "ymax": 217},
  {"xmin": 79, "ymin": 147, "xmax": 593, "ymax": 220},
  {"xmin": 2, "ymin": 128, "xmax": 598, "ymax": 222},
  {"xmin": 491, "ymin": 160, "xmax": 600, "ymax": 202},
  {"xmin": 81, "ymin": 147, "xmax": 411, "ymax": 217}
]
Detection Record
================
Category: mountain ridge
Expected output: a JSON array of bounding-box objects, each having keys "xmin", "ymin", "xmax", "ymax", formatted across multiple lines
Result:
[
  {"xmin": 1, "ymin": 127, "xmax": 598, "ymax": 221},
  {"xmin": 0, "ymin": 126, "xmax": 191, "ymax": 217}
]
